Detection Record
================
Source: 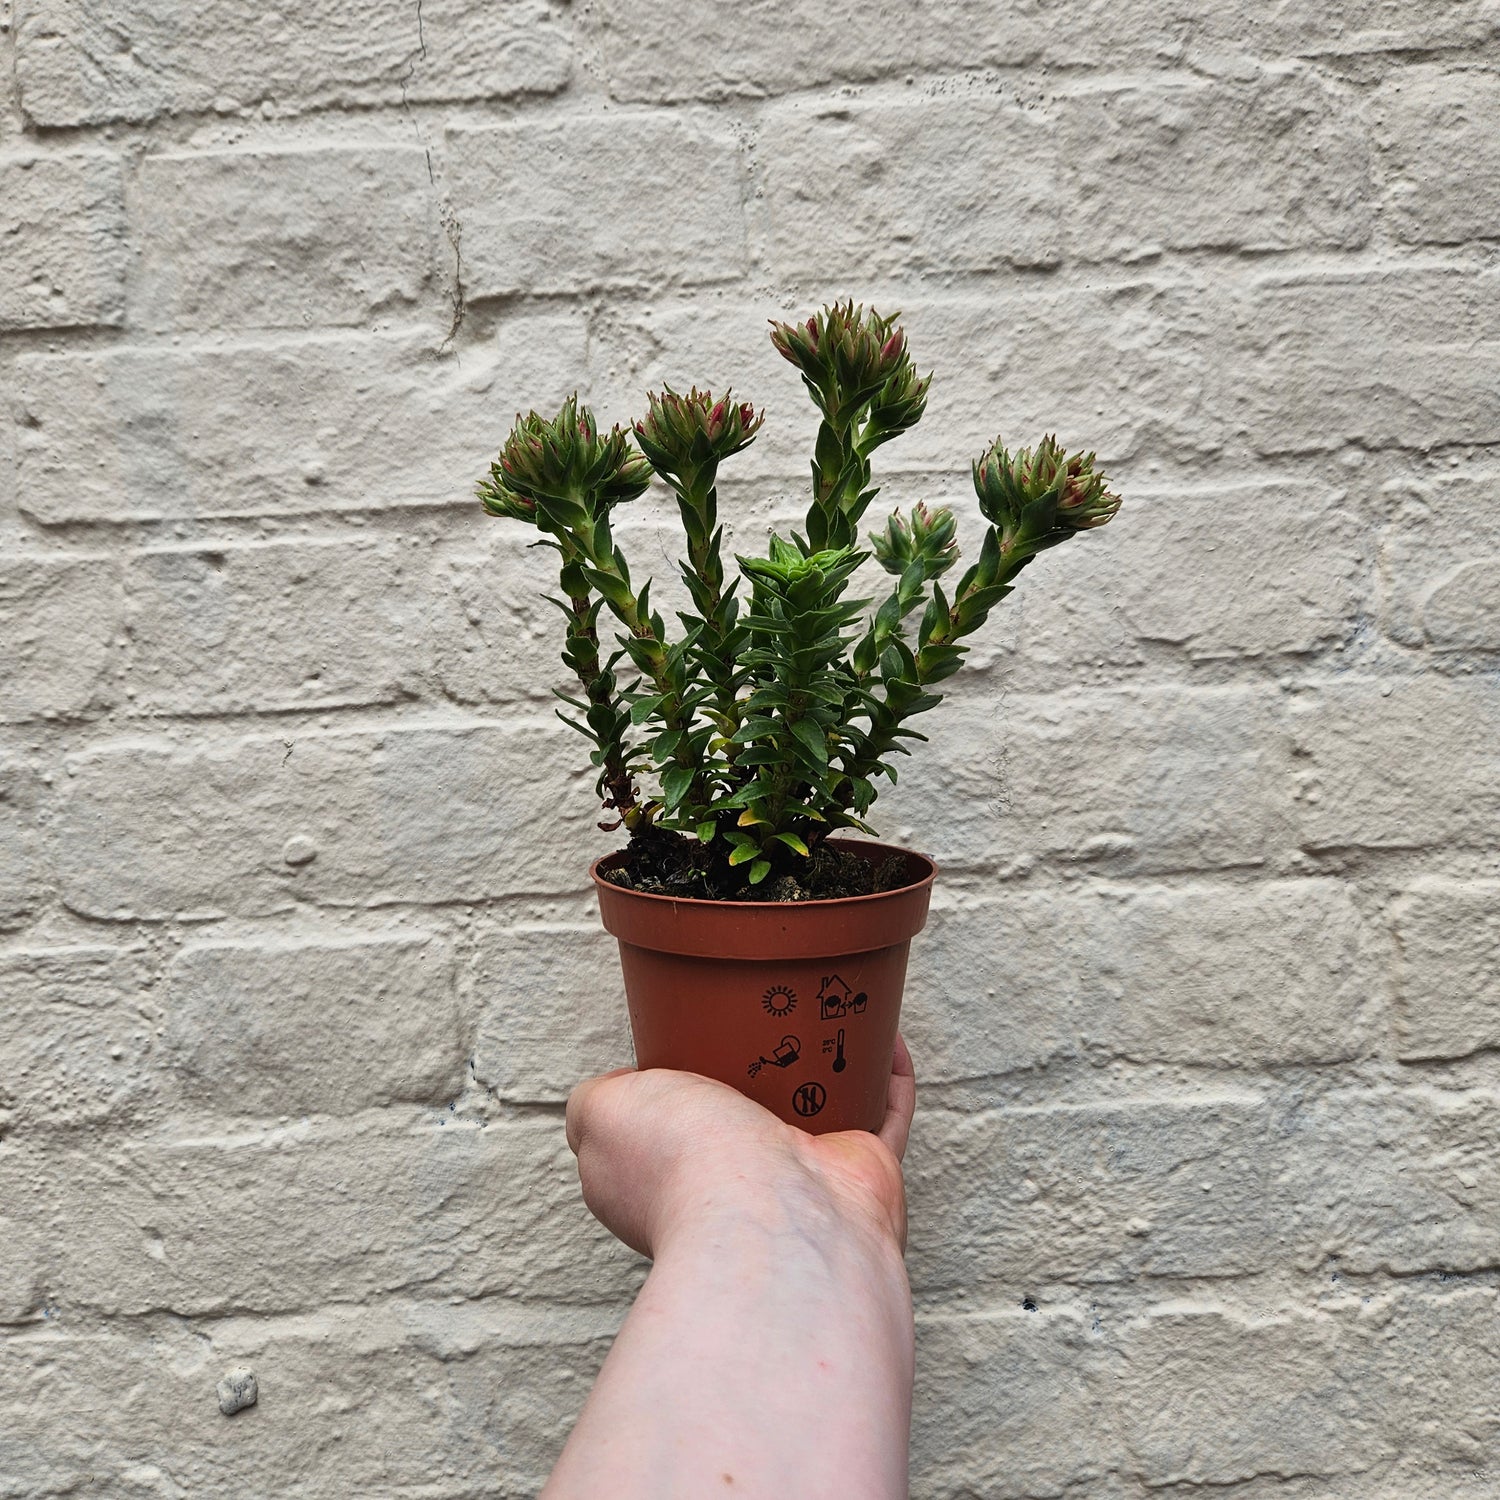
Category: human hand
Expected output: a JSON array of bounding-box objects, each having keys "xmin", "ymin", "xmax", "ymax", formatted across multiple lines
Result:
[
  {"xmin": 564, "ymin": 1034, "xmax": 916, "ymax": 1260},
  {"xmin": 548, "ymin": 1040, "xmax": 918, "ymax": 1498}
]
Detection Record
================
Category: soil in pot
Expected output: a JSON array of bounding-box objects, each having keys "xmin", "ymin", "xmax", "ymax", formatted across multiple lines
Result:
[{"xmin": 599, "ymin": 824, "xmax": 912, "ymax": 903}]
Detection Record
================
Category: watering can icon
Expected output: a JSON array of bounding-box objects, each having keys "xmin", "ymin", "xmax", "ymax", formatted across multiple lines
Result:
[{"xmin": 747, "ymin": 1035, "xmax": 801, "ymax": 1078}]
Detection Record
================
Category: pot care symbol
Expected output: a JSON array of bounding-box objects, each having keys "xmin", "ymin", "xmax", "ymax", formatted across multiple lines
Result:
[
  {"xmin": 792, "ymin": 1081, "xmax": 827, "ymax": 1118},
  {"xmin": 762, "ymin": 984, "xmax": 797, "ymax": 1016},
  {"xmin": 747, "ymin": 1035, "xmax": 801, "ymax": 1078},
  {"xmin": 822, "ymin": 1028, "xmax": 847, "ymax": 1073},
  {"xmin": 818, "ymin": 975, "xmax": 868, "ymax": 1021}
]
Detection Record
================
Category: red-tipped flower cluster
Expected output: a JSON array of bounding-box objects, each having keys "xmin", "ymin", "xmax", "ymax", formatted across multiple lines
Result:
[
  {"xmin": 973, "ymin": 433, "xmax": 1122, "ymax": 544},
  {"xmin": 476, "ymin": 394, "xmax": 652, "ymax": 525},
  {"xmin": 869, "ymin": 502, "xmax": 960, "ymax": 578},
  {"xmin": 769, "ymin": 301, "xmax": 929, "ymax": 432},
  {"xmin": 633, "ymin": 385, "xmax": 763, "ymax": 489}
]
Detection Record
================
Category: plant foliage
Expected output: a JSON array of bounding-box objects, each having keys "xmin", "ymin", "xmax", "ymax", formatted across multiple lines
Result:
[{"xmin": 475, "ymin": 301, "xmax": 1122, "ymax": 888}]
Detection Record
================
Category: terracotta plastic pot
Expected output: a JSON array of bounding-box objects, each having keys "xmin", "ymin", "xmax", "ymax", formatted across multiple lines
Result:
[{"xmin": 591, "ymin": 840, "xmax": 937, "ymax": 1135}]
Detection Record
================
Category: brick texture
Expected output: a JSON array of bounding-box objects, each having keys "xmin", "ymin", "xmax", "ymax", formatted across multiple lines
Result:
[
  {"xmin": 2, "ymin": 9, "xmax": 1497, "ymax": 1497},
  {"xmin": 0, "ymin": 944, "xmax": 158, "ymax": 1134},
  {"xmin": 448, "ymin": 116, "xmax": 748, "ymax": 296},
  {"xmin": 0, "ymin": 555, "xmax": 120, "ymax": 721},
  {"xmin": 0, "ymin": 756, "xmax": 42, "ymax": 933},
  {"xmin": 54, "ymin": 722, "xmax": 601, "ymax": 919},
  {"xmin": 1392, "ymin": 880, "xmax": 1500, "ymax": 1061},
  {"xmin": 1289, "ymin": 678, "xmax": 1500, "ymax": 853},
  {"xmin": 1378, "ymin": 474, "xmax": 1500, "ymax": 651},
  {"xmin": 123, "ymin": 539, "xmax": 429, "ymax": 714},
  {"xmin": 906, "ymin": 1095, "xmax": 1272, "ymax": 1293},
  {"xmin": 14, "ymin": 334, "xmax": 511, "ymax": 523},
  {"xmin": 164, "ymin": 933, "xmax": 466, "ymax": 1115},
  {"xmin": 14, "ymin": 0, "xmax": 571, "ymax": 125},
  {"xmin": 131, "ymin": 145, "xmax": 437, "ymax": 331},
  {"xmin": 0, "ymin": 152, "xmax": 124, "ymax": 329},
  {"xmin": 760, "ymin": 95, "xmax": 1061, "ymax": 279},
  {"xmin": 1061, "ymin": 72, "xmax": 1373, "ymax": 260},
  {"xmin": 1376, "ymin": 66, "xmax": 1500, "ymax": 246}
]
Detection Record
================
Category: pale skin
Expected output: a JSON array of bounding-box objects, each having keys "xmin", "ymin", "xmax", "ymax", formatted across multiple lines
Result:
[{"xmin": 542, "ymin": 1036, "xmax": 918, "ymax": 1500}]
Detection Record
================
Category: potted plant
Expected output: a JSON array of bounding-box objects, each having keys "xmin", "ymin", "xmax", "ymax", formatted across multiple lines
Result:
[{"xmin": 475, "ymin": 301, "xmax": 1121, "ymax": 1132}]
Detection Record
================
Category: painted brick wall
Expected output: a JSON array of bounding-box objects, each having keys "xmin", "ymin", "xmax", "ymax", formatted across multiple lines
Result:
[{"xmin": 3, "ymin": 3, "xmax": 1499, "ymax": 1495}]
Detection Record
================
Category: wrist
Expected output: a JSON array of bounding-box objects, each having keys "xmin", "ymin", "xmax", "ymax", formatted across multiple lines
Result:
[{"xmin": 653, "ymin": 1147, "xmax": 906, "ymax": 1273}]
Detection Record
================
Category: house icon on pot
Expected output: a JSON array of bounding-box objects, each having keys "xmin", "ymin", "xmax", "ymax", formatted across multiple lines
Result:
[{"xmin": 818, "ymin": 975, "xmax": 868, "ymax": 1021}]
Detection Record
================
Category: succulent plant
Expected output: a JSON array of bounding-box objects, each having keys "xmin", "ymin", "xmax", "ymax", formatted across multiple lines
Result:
[{"xmin": 475, "ymin": 302, "xmax": 1121, "ymax": 889}]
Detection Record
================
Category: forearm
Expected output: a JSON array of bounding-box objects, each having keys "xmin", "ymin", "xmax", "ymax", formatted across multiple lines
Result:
[{"xmin": 541, "ymin": 1176, "xmax": 914, "ymax": 1500}]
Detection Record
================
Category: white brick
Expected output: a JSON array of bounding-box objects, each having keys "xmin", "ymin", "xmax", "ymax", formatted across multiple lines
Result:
[
  {"xmin": 124, "ymin": 539, "xmax": 428, "ymax": 714},
  {"xmin": 1377, "ymin": 66, "xmax": 1500, "ymax": 245},
  {"xmin": 0, "ymin": 755, "xmax": 42, "ymax": 933},
  {"xmin": 880, "ymin": 686, "xmax": 1282, "ymax": 875},
  {"xmin": 55, "ymin": 722, "xmax": 606, "ymax": 919},
  {"xmin": 1373, "ymin": 1288, "xmax": 1500, "ymax": 1467},
  {"xmin": 13, "ymin": 333, "xmax": 520, "ymax": 523},
  {"xmin": 15, "ymin": 0, "xmax": 571, "ymax": 125},
  {"xmin": 0, "ymin": 1118, "xmax": 641, "ymax": 1315},
  {"xmin": 0, "ymin": 555, "xmax": 120, "ymax": 721},
  {"xmin": 469, "ymin": 923, "xmax": 630, "ymax": 1102},
  {"xmin": 165, "ymin": 934, "xmax": 465, "ymax": 1115},
  {"xmin": 0, "ymin": 12, "xmax": 19, "ymax": 143},
  {"xmin": 132, "ymin": 145, "xmax": 436, "ymax": 331},
  {"xmin": 1239, "ymin": 0, "xmax": 1500, "ymax": 54},
  {"xmin": 760, "ymin": 95, "xmax": 1060, "ymax": 280},
  {"xmin": 429, "ymin": 527, "xmax": 579, "ymax": 709},
  {"xmin": 482, "ymin": 306, "xmax": 592, "ymax": 416},
  {"xmin": 447, "ymin": 116, "xmax": 748, "ymax": 297},
  {"xmin": 587, "ymin": 0, "xmax": 1031, "ymax": 101},
  {"xmin": 0, "ymin": 152, "xmax": 124, "ymax": 329},
  {"xmin": 908, "ymin": 880, "xmax": 1367, "ymax": 1082},
  {"xmin": 0, "ymin": 1214, "xmax": 50, "ymax": 1325},
  {"xmin": 1288, "ymin": 678, "xmax": 1500, "ymax": 853},
  {"xmin": 1092, "ymin": 880, "xmax": 1370, "ymax": 1066},
  {"xmin": 1062, "ymin": 73, "xmax": 1372, "ymax": 259},
  {"xmin": 589, "ymin": 0, "xmax": 1500, "ymax": 101},
  {"xmin": 1378, "ymin": 474, "xmax": 1500, "ymax": 650},
  {"xmin": 1224, "ymin": 267, "xmax": 1500, "ymax": 454},
  {"xmin": 1118, "ymin": 486, "xmax": 1364, "ymax": 659},
  {"xmin": 906, "ymin": 1096, "xmax": 1271, "ymax": 1293},
  {"xmin": 982, "ymin": 483, "xmax": 1364, "ymax": 690},
  {"xmin": 1286, "ymin": 1086, "xmax": 1500, "ymax": 1274},
  {"xmin": 914, "ymin": 1308, "xmax": 1111, "ymax": 1497},
  {"xmin": 1112, "ymin": 1304, "xmax": 1383, "ymax": 1485},
  {"xmin": 900, "ymin": 285, "xmax": 1217, "ymax": 470},
  {"xmin": 0, "ymin": 946, "xmax": 158, "ymax": 1134},
  {"xmin": 903, "ymin": 898, "xmax": 1088, "ymax": 1080},
  {"xmin": 1392, "ymin": 880, "xmax": 1500, "ymax": 1062},
  {"xmin": 0, "ymin": 383, "xmax": 16, "ymax": 532},
  {"xmin": 0, "ymin": 1307, "xmax": 611, "ymax": 1496}
]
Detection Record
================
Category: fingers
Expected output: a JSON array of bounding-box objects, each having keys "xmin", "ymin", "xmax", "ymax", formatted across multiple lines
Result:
[{"xmin": 877, "ymin": 1032, "xmax": 916, "ymax": 1162}]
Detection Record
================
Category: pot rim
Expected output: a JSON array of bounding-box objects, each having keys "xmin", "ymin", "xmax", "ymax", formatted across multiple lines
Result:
[{"xmin": 589, "ymin": 836, "xmax": 938, "ymax": 909}]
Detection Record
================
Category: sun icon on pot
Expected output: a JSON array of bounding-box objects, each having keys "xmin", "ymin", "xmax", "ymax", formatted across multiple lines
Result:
[{"xmin": 761, "ymin": 984, "xmax": 797, "ymax": 1017}]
